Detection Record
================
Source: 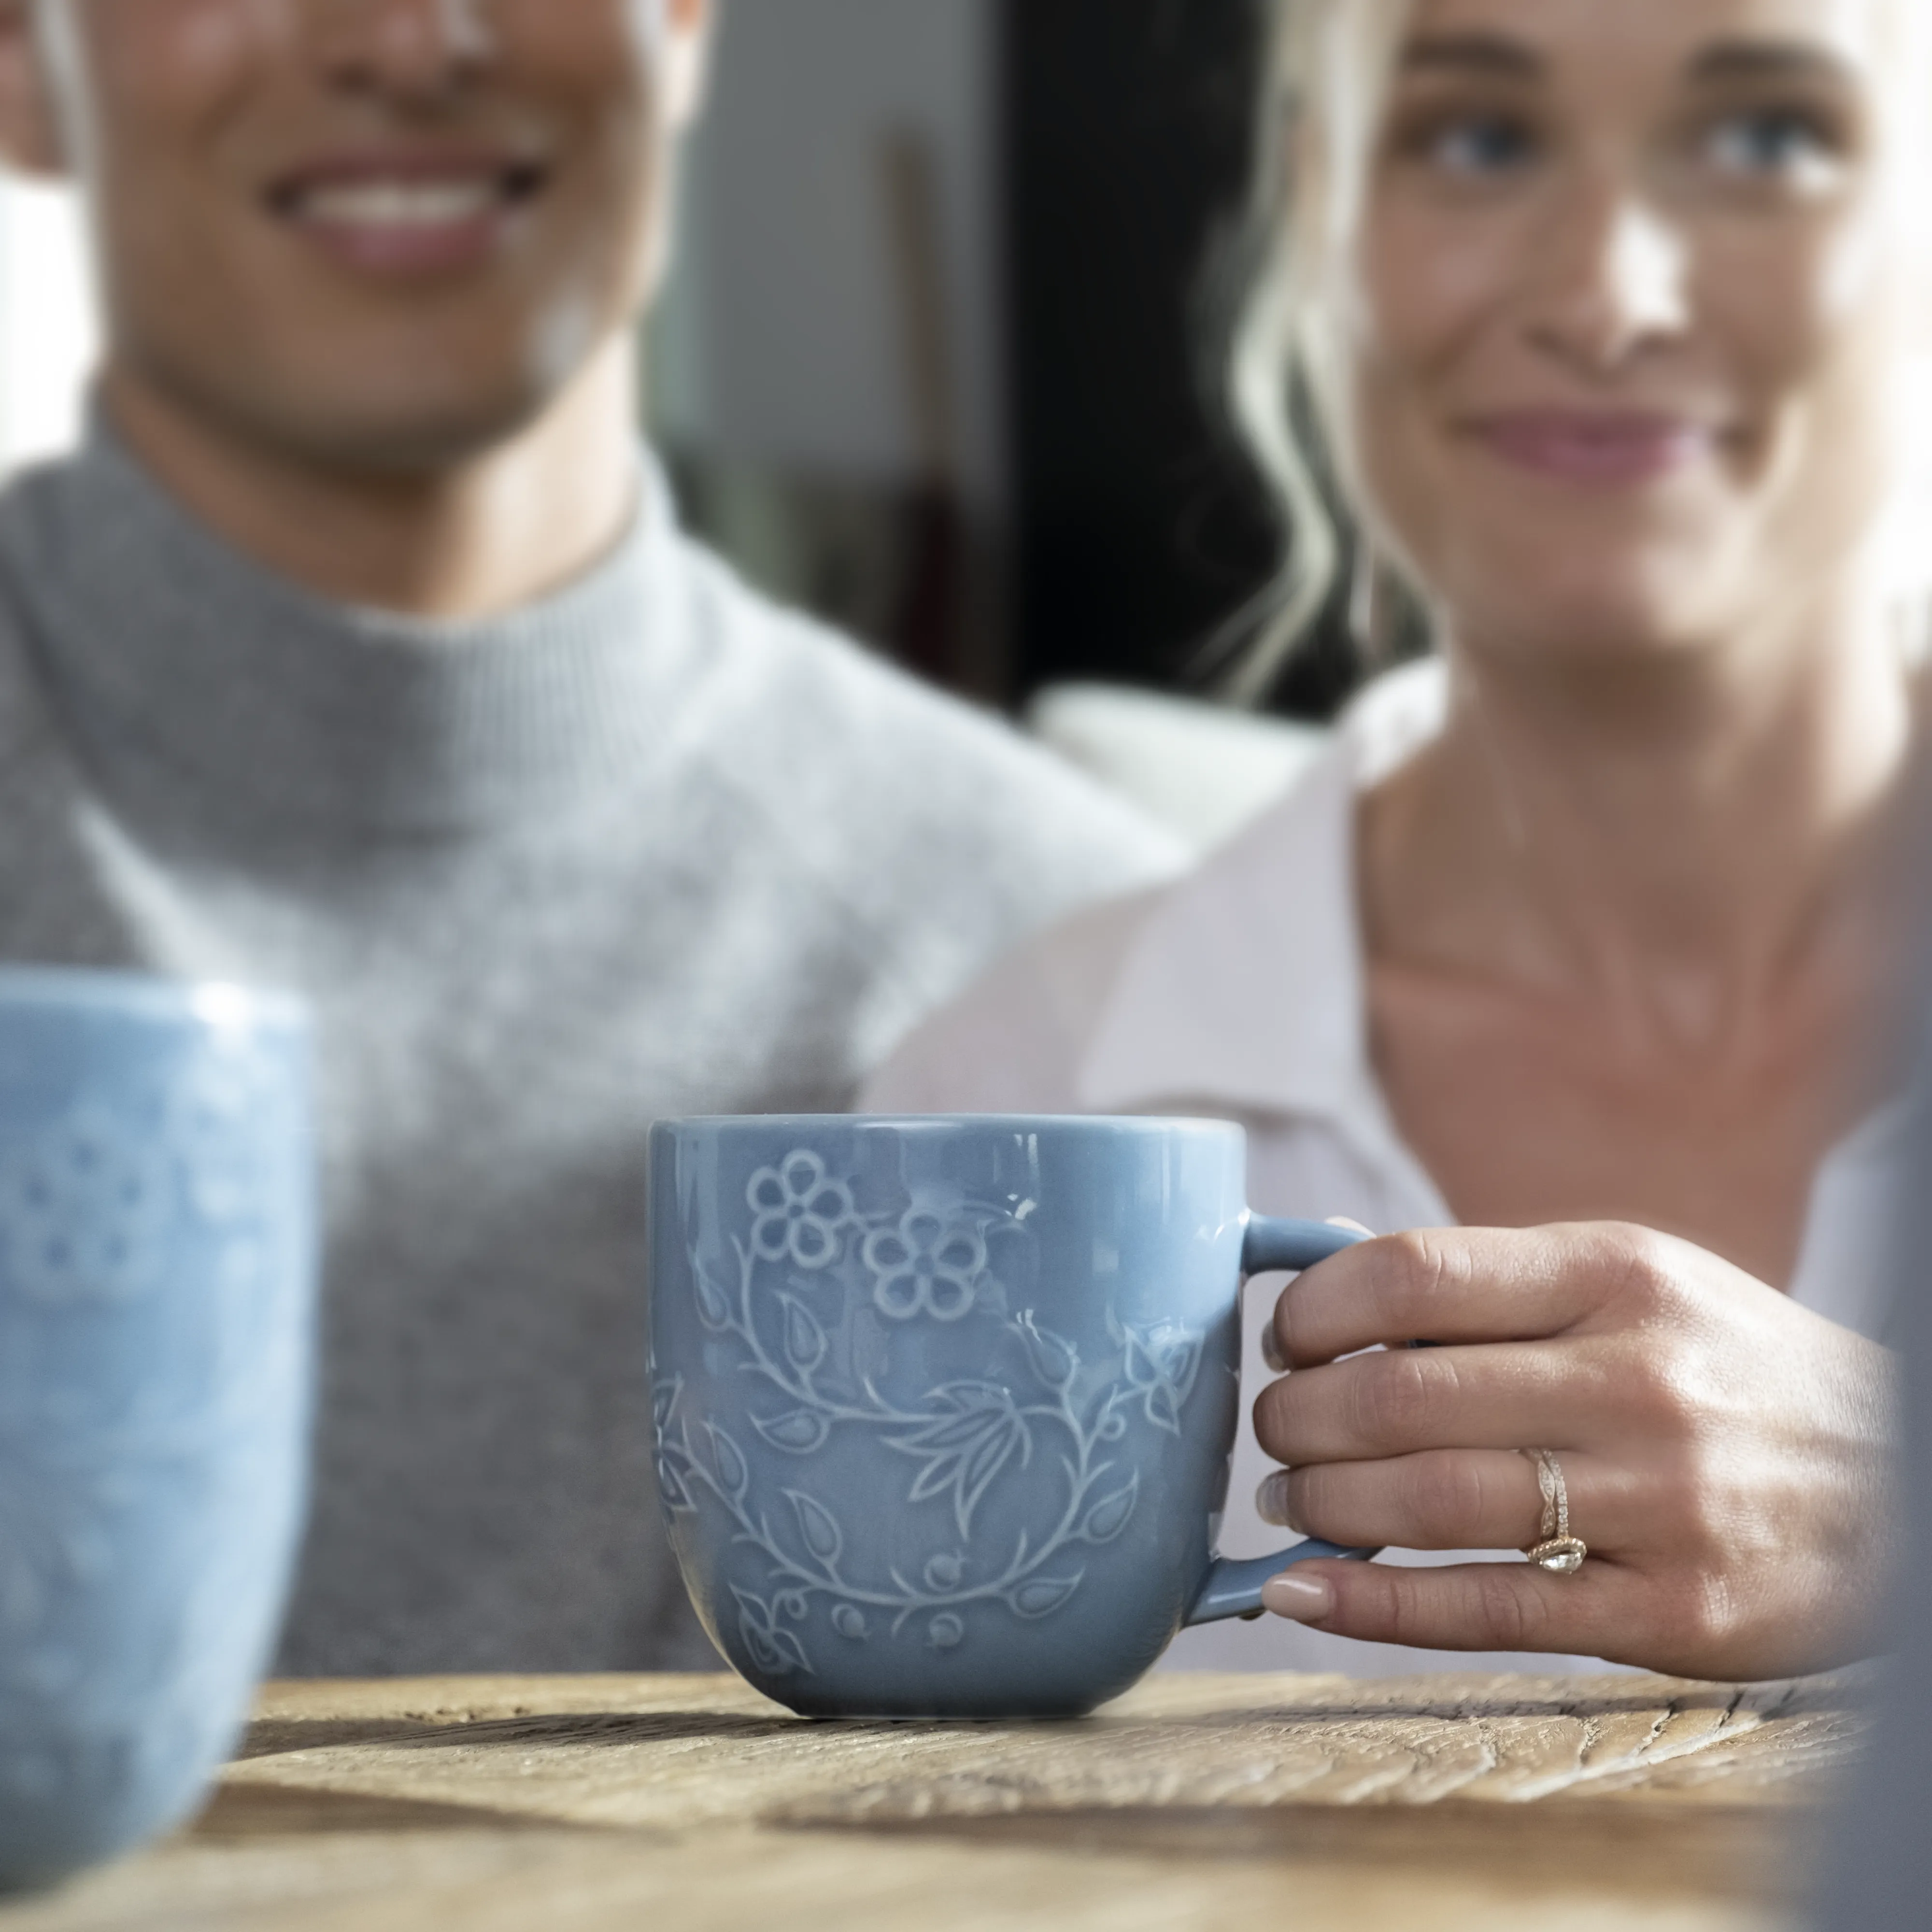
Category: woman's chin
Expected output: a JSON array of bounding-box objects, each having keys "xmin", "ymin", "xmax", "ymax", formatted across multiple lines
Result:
[{"xmin": 1449, "ymin": 586, "xmax": 1745, "ymax": 673}]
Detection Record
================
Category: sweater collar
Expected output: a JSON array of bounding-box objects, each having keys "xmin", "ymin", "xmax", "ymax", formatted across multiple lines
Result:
[{"xmin": 0, "ymin": 424, "xmax": 697, "ymax": 838}]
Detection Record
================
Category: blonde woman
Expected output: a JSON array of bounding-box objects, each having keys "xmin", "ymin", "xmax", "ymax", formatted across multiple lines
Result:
[{"xmin": 867, "ymin": 0, "xmax": 1922, "ymax": 1679}]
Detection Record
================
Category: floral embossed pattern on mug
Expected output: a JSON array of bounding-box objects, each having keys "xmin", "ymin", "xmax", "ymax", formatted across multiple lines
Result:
[
  {"xmin": 649, "ymin": 1116, "xmax": 1368, "ymax": 1720},
  {"xmin": 0, "ymin": 972, "xmax": 315, "ymax": 1895}
]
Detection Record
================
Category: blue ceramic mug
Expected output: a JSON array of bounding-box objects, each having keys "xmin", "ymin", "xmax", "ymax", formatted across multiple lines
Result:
[
  {"xmin": 0, "ymin": 970, "xmax": 315, "ymax": 1893},
  {"xmin": 649, "ymin": 1115, "xmax": 1371, "ymax": 1719}
]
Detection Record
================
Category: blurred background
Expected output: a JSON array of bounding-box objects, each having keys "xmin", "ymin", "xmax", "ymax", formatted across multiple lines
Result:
[{"xmin": 0, "ymin": 0, "xmax": 1369, "ymax": 838}]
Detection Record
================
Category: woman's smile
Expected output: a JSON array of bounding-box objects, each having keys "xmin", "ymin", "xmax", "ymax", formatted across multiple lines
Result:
[{"xmin": 1457, "ymin": 409, "xmax": 1724, "ymax": 486}]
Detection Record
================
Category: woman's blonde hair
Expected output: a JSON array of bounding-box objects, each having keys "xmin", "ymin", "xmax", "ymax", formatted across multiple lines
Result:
[{"xmin": 1207, "ymin": 0, "xmax": 1414, "ymax": 705}]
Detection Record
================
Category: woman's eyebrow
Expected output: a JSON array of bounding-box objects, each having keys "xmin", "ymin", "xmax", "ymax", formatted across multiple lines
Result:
[
  {"xmin": 1688, "ymin": 39, "xmax": 1858, "ymax": 86},
  {"xmin": 1399, "ymin": 32, "xmax": 1544, "ymax": 80}
]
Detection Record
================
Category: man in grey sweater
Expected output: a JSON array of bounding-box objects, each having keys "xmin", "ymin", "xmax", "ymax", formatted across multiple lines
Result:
[{"xmin": 0, "ymin": 0, "xmax": 1177, "ymax": 1672}]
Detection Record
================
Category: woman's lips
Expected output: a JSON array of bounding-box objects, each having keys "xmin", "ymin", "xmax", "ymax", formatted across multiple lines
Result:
[{"xmin": 1464, "ymin": 412, "xmax": 1717, "ymax": 485}]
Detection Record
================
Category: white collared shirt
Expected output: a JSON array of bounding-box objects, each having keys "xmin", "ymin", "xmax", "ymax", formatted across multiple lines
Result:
[{"xmin": 864, "ymin": 661, "xmax": 1910, "ymax": 1677}]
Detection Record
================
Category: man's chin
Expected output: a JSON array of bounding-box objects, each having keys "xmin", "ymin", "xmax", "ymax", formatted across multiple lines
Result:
[
  {"xmin": 253, "ymin": 391, "xmax": 565, "ymax": 480},
  {"xmin": 114, "ymin": 356, "xmax": 577, "ymax": 484}
]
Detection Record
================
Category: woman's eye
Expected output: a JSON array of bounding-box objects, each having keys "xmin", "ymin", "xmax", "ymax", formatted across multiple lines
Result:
[
  {"xmin": 1426, "ymin": 114, "xmax": 1537, "ymax": 178},
  {"xmin": 1703, "ymin": 109, "xmax": 1839, "ymax": 184}
]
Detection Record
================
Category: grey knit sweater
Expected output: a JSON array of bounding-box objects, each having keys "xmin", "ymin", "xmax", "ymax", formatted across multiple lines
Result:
[{"xmin": 0, "ymin": 431, "xmax": 1179, "ymax": 1675}]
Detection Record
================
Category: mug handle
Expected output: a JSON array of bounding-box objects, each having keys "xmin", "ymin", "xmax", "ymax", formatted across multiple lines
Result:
[{"xmin": 1183, "ymin": 1215, "xmax": 1381, "ymax": 1626}]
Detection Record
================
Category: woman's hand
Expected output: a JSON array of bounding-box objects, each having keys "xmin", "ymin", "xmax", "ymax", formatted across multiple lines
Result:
[{"xmin": 1253, "ymin": 1223, "xmax": 1900, "ymax": 1679}]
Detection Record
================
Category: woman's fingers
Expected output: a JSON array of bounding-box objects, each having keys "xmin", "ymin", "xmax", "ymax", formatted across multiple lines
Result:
[
  {"xmin": 1257, "ymin": 1448, "xmax": 1641, "ymax": 1554},
  {"xmin": 1271, "ymin": 1222, "xmax": 1670, "ymax": 1368},
  {"xmin": 1263, "ymin": 1217, "xmax": 1377, "ymax": 1374},
  {"xmin": 1260, "ymin": 1555, "xmax": 1634, "ymax": 1660},
  {"xmin": 1254, "ymin": 1336, "xmax": 1611, "ymax": 1465}
]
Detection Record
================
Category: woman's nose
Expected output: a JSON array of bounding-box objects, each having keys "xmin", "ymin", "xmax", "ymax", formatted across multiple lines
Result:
[
  {"xmin": 1526, "ymin": 181, "xmax": 1692, "ymax": 376},
  {"xmin": 308, "ymin": 0, "xmax": 497, "ymax": 98}
]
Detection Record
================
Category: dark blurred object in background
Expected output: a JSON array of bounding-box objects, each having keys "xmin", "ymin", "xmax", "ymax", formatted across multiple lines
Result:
[
  {"xmin": 1816, "ymin": 1062, "xmax": 1931, "ymax": 1931},
  {"xmin": 651, "ymin": 0, "xmax": 1368, "ymax": 721},
  {"xmin": 1005, "ymin": 0, "xmax": 1360, "ymax": 720},
  {"xmin": 651, "ymin": 0, "xmax": 1009, "ymax": 699}
]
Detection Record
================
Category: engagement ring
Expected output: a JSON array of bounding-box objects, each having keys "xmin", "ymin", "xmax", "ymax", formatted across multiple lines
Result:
[{"xmin": 1521, "ymin": 1448, "xmax": 1587, "ymax": 1575}]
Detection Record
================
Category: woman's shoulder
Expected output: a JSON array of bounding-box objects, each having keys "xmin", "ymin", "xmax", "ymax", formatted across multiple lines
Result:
[
  {"xmin": 860, "ymin": 714, "xmax": 1369, "ymax": 1117},
  {"xmin": 857, "ymin": 663, "xmax": 1458, "ymax": 1122}
]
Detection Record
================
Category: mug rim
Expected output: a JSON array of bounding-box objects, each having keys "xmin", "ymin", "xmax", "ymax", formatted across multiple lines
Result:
[
  {"xmin": 658, "ymin": 1113, "xmax": 1242, "ymax": 1136},
  {"xmin": 0, "ymin": 967, "xmax": 308, "ymax": 1032}
]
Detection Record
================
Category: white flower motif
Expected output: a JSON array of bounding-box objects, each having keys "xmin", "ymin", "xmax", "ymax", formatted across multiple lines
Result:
[
  {"xmin": 863, "ymin": 1209, "xmax": 987, "ymax": 1323},
  {"xmin": 0, "ymin": 1108, "xmax": 171, "ymax": 1308},
  {"xmin": 747, "ymin": 1151, "xmax": 854, "ymax": 1271}
]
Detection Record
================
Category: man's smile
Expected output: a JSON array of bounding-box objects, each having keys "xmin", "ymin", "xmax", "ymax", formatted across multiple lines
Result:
[{"xmin": 268, "ymin": 149, "xmax": 549, "ymax": 275}]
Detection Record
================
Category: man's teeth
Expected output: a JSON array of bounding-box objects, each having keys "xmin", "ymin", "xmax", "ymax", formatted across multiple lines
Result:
[{"xmin": 299, "ymin": 179, "xmax": 502, "ymax": 229}]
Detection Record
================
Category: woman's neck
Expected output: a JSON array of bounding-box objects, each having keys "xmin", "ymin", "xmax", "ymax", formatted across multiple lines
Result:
[{"xmin": 1361, "ymin": 589, "xmax": 1924, "ymax": 1059}]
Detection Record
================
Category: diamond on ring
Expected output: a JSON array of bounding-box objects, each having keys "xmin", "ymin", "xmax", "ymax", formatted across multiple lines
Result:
[
  {"xmin": 1528, "ymin": 1535, "xmax": 1588, "ymax": 1575},
  {"xmin": 1521, "ymin": 1449, "xmax": 1587, "ymax": 1576}
]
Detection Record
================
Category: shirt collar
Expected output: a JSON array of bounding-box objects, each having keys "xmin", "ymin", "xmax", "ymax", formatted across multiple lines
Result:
[{"xmin": 1077, "ymin": 660, "xmax": 1449, "ymax": 1123}]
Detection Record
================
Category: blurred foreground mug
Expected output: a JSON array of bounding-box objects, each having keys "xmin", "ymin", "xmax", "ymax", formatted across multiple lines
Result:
[
  {"xmin": 649, "ymin": 1115, "xmax": 1371, "ymax": 1719},
  {"xmin": 0, "ymin": 971, "xmax": 314, "ymax": 1892}
]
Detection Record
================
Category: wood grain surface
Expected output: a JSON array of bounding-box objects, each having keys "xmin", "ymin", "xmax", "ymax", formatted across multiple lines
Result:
[{"xmin": 0, "ymin": 1671, "xmax": 1868, "ymax": 1932}]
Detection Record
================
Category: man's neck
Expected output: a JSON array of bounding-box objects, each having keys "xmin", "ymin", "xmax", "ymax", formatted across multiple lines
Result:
[{"xmin": 96, "ymin": 341, "xmax": 642, "ymax": 622}]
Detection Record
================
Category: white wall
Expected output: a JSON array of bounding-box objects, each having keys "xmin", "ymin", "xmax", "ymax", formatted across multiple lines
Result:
[
  {"xmin": 0, "ymin": 180, "xmax": 95, "ymax": 472},
  {"xmin": 656, "ymin": 0, "xmax": 1004, "ymax": 514}
]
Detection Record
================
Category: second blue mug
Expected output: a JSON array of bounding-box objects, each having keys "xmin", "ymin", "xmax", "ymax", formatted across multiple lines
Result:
[
  {"xmin": 0, "ymin": 971, "xmax": 315, "ymax": 1893},
  {"xmin": 649, "ymin": 1114, "xmax": 1371, "ymax": 1719}
]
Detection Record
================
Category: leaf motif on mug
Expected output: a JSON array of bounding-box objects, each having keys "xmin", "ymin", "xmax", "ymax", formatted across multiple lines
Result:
[
  {"xmin": 753, "ymin": 1408, "xmax": 832, "ymax": 1455},
  {"xmin": 731, "ymin": 1585, "xmax": 816, "ymax": 1677},
  {"xmin": 654, "ymin": 1445, "xmax": 698, "ymax": 1515},
  {"xmin": 1079, "ymin": 1473, "xmax": 1139, "ymax": 1545},
  {"xmin": 781, "ymin": 1295, "xmax": 827, "ymax": 1373},
  {"xmin": 694, "ymin": 1266, "xmax": 734, "ymax": 1333},
  {"xmin": 703, "ymin": 1423, "xmax": 750, "ymax": 1502},
  {"xmin": 1015, "ymin": 1312, "xmax": 1078, "ymax": 1391},
  {"xmin": 1155, "ymin": 1338, "xmax": 1201, "ymax": 1405},
  {"xmin": 1010, "ymin": 1574, "xmax": 1083, "ymax": 1620},
  {"xmin": 651, "ymin": 1377, "xmax": 683, "ymax": 1435},
  {"xmin": 761, "ymin": 1624, "xmax": 814, "ymax": 1676},
  {"xmin": 786, "ymin": 1489, "xmax": 844, "ymax": 1566},
  {"xmin": 886, "ymin": 1383, "xmax": 1032, "ymax": 1540},
  {"xmin": 1124, "ymin": 1327, "xmax": 1200, "ymax": 1436}
]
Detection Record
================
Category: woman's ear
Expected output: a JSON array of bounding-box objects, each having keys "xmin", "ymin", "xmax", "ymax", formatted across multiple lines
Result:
[{"xmin": 0, "ymin": 0, "xmax": 68, "ymax": 178}]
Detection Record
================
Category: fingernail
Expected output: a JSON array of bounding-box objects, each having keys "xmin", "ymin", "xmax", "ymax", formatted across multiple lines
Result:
[
  {"xmin": 1325, "ymin": 1217, "xmax": 1374, "ymax": 1237},
  {"xmin": 1260, "ymin": 1323, "xmax": 1287, "ymax": 1374},
  {"xmin": 1254, "ymin": 1472, "xmax": 1303, "ymax": 1532},
  {"xmin": 1262, "ymin": 1573, "xmax": 1335, "ymax": 1623}
]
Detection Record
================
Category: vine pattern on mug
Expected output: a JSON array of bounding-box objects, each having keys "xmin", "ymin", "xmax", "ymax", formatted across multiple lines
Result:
[{"xmin": 654, "ymin": 1150, "xmax": 1204, "ymax": 1677}]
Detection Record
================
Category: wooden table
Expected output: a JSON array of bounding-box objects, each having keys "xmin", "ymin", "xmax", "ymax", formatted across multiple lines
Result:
[{"xmin": 1, "ymin": 1671, "xmax": 1867, "ymax": 1931}]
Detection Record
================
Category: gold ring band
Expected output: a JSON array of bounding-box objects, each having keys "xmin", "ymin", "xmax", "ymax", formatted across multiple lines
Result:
[{"xmin": 1521, "ymin": 1448, "xmax": 1587, "ymax": 1575}]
